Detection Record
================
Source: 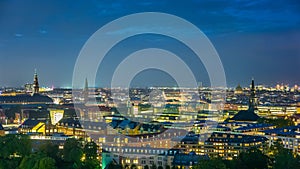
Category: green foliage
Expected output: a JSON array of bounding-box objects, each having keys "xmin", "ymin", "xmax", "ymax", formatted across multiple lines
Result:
[
  {"xmin": 193, "ymin": 158, "xmax": 227, "ymax": 169},
  {"xmin": 268, "ymin": 140, "xmax": 300, "ymax": 169},
  {"xmin": 19, "ymin": 154, "xmax": 40, "ymax": 169},
  {"xmin": 150, "ymin": 164, "xmax": 157, "ymax": 169},
  {"xmin": 106, "ymin": 161, "xmax": 122, "ymax": 169},
  {"xmin": 33, "ymin": 157, "xmax": 57, "ymax": 169},
  {"xmin": 273, "ymin": 148, "xmax": 299, "ymax": 169},
  {"xmin": 231, "ymin": 148, "xmax": 269, "ymax": 169},
  {"xmin": 83, "ymin": 159, "xmax": 100, "ymax": 169},
  {"xmin": 131, "ymin": 164, "xmax": 138, "ymax": 169},
  {"xmin": 63, "ymin": 138, "xmax": 83, "ymax": 163},
  {"xmin": 83, "ymin": 141, "xmax": 98, "ymax": 160},
  {"xmin": 0, "ymin": 158, "xmax": 20, "ymax": 169},
  {"xmin": 265, "ymin": 140, "xmax": 284, "ymax": 158},
  {"xmin": 124, "ymin": 164, "xmax": 130, "ymax": 169},
  {"xmin": 0, "ymin": 134, "xmax": 31, "ymax": 159},
  {"xmin": 0, "ymin": 135, "xmax": 101, "ymax": 169},
  {"xmin": 39, "ymin": 141, "xmax": 60, "ymax": 160},
  {"xmin": 258, "ymin": 117, "xmax": 294, "ymax": 128}
]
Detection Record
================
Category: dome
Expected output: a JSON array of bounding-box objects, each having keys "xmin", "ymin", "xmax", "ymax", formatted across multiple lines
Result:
[{"xmin": 235, "ymin": 84, "xmax": 243, "ymax": 94}]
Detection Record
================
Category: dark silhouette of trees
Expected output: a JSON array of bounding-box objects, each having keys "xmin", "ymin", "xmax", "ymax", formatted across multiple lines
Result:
[
  {"xmin": 157, "ymin": 166, "xmax": 164, "ymax": 169},
  {"xmin": 258, "ymin": 118, "xmax": 294, "ymax": 128},
  {"xmin": 84, "ymin": 141, "xmax": 98, "ymax": 160},
  {"xmin": 0, "ymin": 135, "xmax": 100, "ymax": 169},
  {"xmin": 194, "ymin": 158, "xmax": 227, "ymax": 169},
  {"xmin": 231, "ymin": 148, "xmax": 269, "ymax": 169}
]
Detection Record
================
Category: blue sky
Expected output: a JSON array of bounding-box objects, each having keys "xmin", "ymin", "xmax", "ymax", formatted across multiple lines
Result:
[{"xmin": 0, "ymin": 0, "xmax": 299, "ymax": 88}]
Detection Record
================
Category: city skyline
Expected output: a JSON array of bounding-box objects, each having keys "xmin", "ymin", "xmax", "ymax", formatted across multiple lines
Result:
[
  {"xmin": 1, "ymin": 1, "xmax": 300, "ymax": 169},
  {"xmin": 0, "ymin": 0, "xmax": 300, "ymax": 88},
  {"xmin": 0, "ymin": 69, "xmax": 299, "ymax": 89}
]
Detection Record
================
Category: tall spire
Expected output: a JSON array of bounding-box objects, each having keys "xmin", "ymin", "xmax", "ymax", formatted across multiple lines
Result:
[
  {"xmin": 83, "ymin": 78, "xmax": 89, "ymax": 103},
  {"xmin": 33, "ymin": 69, "xmax": 39, "ymax": 94},
  {"xmin": 84, "ymin": 78, "xmax": 88, "ymax": 91},
  {"xmin": 251, "ymin": 77, "xmax": 255, "ymax": 90},
  {"xmin": 249, "ymin": 78, "xmax": 257, "ymax": 111}
]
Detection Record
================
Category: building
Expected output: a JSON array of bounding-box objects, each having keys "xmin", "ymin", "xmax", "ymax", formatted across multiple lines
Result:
[
  {"xmin": 263, "ymin": 125, "xmax": 300, "ymax": 155},
  {"xmin": 18, "ymin": 118, "xmax": 57, "ymax": 135},
  {"xmin": 233, "ymin": 123, "xmax": 276, "ymax": 135},
  {"xmin": 0, "ymin": 70, "xmax": 53, "ymax": 105},
  {"xmin": 49, "ymin": 109, "xmax": 64, "ymax": 125},
  {"xmin": 172, "ymin": 152, "xmax": 208, "ymax": 169},
  {"xmin": 203, "ymin": 132, "xmax": 267, "ymax": 160},
  {"xmin": 230, "ymin": 79, "xmax": 260, "ymax": 122},
  {"xmin": 175, "ymin": 132, "xmax": 268, "ymax": 160},
  {"xmin": 102, "ymin": 147, "xmax": 181, "ymax": 169},
  {"xmin": 33, "ymin": 69, "xmax": 39, "ymax": 94},
  {"xmin": 56, "ymin": 118, "xmax": 86, "ymax": 138},
  {"xmin": 19, "ymin": 119, "xmax": 45, "ymax": 134},
  {"xmin": 83, "ymin": 78, "xmax": 89, "ymax": 103},
  {"xmin": 234, "ymin": 84, "xmax": 243, "ymax": 95}
]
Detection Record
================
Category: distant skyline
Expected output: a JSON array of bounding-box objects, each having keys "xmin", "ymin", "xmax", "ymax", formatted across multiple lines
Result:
[{"xmin": 0, "ymin": 0, "xmax": 299, "ymax": 88}]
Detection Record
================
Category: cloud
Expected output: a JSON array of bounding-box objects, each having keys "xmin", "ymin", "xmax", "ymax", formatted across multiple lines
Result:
[{"xmin": 14, "ymin": 33, "xmax": 23, "ymax": 38}]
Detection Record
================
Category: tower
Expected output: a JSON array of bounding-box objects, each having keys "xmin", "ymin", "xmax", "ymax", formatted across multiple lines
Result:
[
  {"xmin": 33, "ymin": 69, "xmax": 39, "ymax": 94},
  {"xmin": 83, "ymin": 78, "xmax": 89, "ymax": 103},
  {"xmin": 248, "ymin": 78, "xmax": 258, "ymax": 111}
]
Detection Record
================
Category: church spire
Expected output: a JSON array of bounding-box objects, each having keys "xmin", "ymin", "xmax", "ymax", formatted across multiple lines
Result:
[
  {"xmin": 83, "ymin": 78, "xmax": 89, "ymax": 103},
  {"xmin": 84, "ymin": 78, "xmax": 88, "ymax": 91},
  {"xmin": 249, "ymin": 78, "xmax": 257, "ymax": 111},
  {"xmin": 251, "ymin": 77, "xmax": 255, "ymax": 91},
  {"xmin": 33, "ymin": 69, "xmax": 39, "ymax": 94}
]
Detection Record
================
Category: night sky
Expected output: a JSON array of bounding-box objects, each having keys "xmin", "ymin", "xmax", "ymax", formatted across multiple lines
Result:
[{"xmin": 0, "ymin": 0, "xmax": 299, "ymax": 88}]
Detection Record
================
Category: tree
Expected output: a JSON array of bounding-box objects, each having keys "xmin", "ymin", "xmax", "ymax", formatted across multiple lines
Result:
[
  {"xmin": 17, "ymin": 134, "xmax": 32, "ymax": 157},
  {"xmin": 258, "ymin": 118, "xmax": 294, "ymax": 128},
  {"xmin": 131, "ymin": 164, "xmax": 138, "ymax": 169},
  {"xmin": 19, "ymin": 155, "xmax": 38, "ymax": 169},
  {"xmin": 63, "ymin": 138, "xmax": 83, "ymax": 163},
  {"xmin": 144, "ymin": 165, "xmax": 149, "ymax": 169},
  {"xmin": 33, "ymin": 157, "xmax": 57, "ymax": 169},
  {"xmin": 165, "ymin": 165, "xmax": 171, "ymax": 169},
  {"xmin": 39, "ymin": 141, "xmax": 59, "ymax": 160},
  {"xmin": 83, "ymin": 141, "xmax": 98, "ymax": 160},
  {"xmin": 157, "ymin": 166, "xmax": 164, "ymax": 169},
  {"xmin": 151, "ymin": 164, "xmax": 157, "ymax": 169},
  {"xmin": 18, "ymin": 153, "xmax": 55, "ymax": 169},
  {"xmin": 106, "ymin": 161, "xmax": 122, "ymax": 169},
  {"xmin": 63, "ymin": 138, "xmax": 83, "ymax": 168},
  {"xmin": 232, "ymin": 148, "xmax": 268, "ymax": 169},
  {"xmin": 83, "ymin": 159, "xmax": 100, "ymax": 169},
  {"xmin": 0, "ymin": 158, "xmax": 20, "ymax": 169},
  {"xmin": 194, "ymin": 158, "xmax": 227, "ymax": 169},
  {"xmin": 0, "ymin": 134, "xmax": 31, "ymax": 158},
  {"xmin": 265, "ymin": 139, "xmax": 284, "ymax": 159},
  {"xmin": 264, "ymin": 139, "xmax": 300, "ymax": 169},
  {"xmin": 273, "ymin": 148, "xmax": 299, "ymax": 169}
]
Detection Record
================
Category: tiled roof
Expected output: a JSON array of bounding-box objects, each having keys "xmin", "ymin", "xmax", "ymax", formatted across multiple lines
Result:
[{"xmin": 0, "ymin": 94, "xmax": 53, "ymax": 103}]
